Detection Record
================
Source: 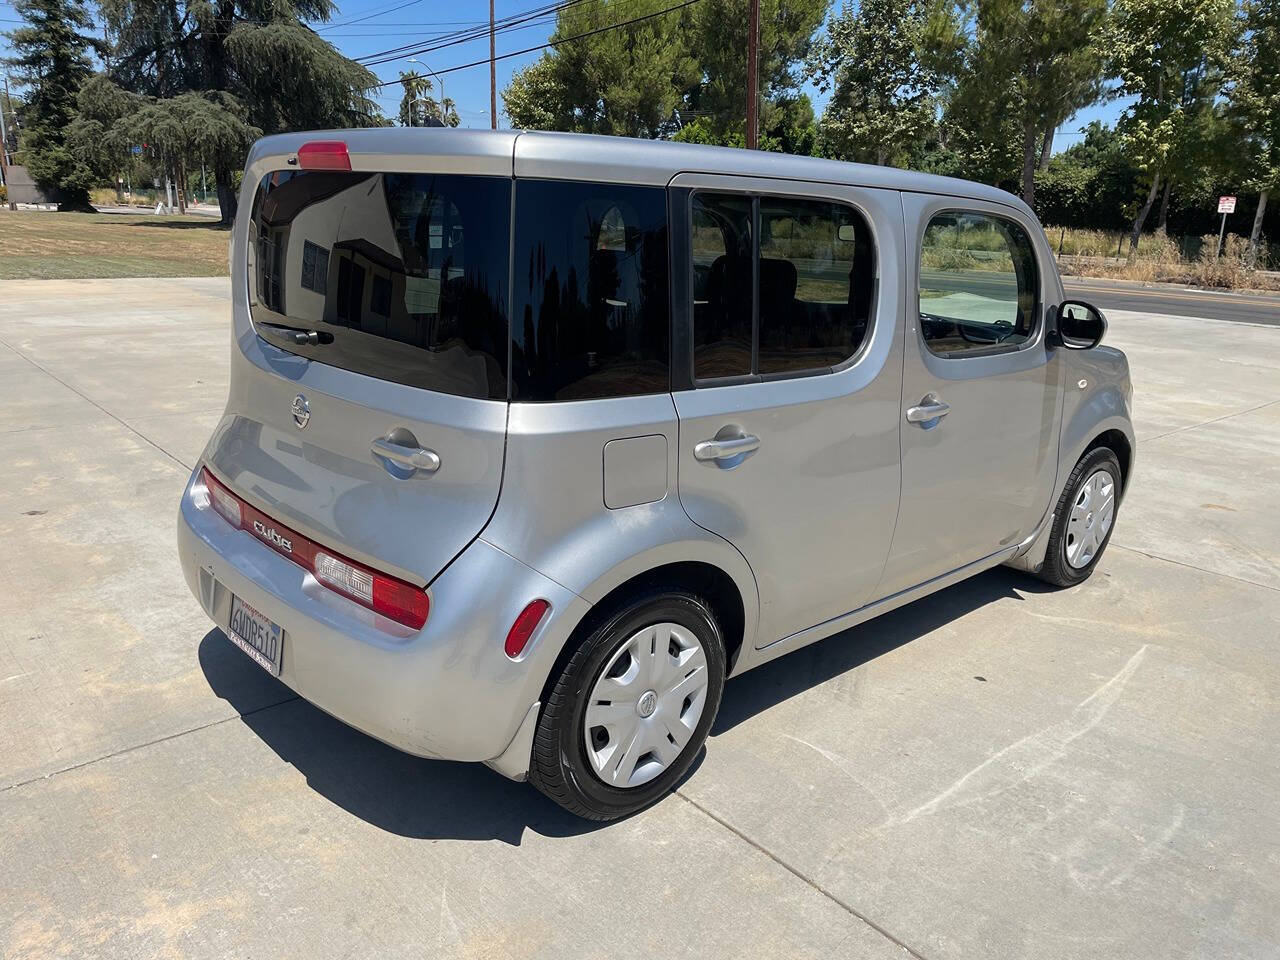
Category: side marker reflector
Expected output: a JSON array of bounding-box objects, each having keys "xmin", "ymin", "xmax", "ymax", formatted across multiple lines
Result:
[{"xmin": 505, "ymin": 599, "xmax": 551, "ymax": 659}]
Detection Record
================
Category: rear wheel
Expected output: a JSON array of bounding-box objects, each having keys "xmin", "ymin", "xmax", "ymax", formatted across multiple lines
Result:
[
  {"xmin": 1037, "ymin": 447, "xmax": 1122, "ymax": 587},
  {"xmin": 529, "ymin": 590, "xmax": 725, "ymax": 820}
]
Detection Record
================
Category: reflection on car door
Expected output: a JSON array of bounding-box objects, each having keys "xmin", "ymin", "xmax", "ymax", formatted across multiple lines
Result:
[
  {"xmin": 669, "ymin": 174, "xmax": 905, "ymax": 649},
  {"xmin": 876, "ymin": 196, "xmax": 1062, "ymax": 598}
]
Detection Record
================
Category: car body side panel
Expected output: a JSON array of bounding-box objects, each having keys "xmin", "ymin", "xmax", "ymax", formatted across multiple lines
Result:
[
  {"xmin": 1058, "ymin": 345, "xmax": 1135, "ymax": 484},
  {"xmin": 666, "ymin": 174, "xmax": 906, "ymax": 652},
  {"xmin": 478, "ymin": 394, "xmax": 763, "ymax": 662},
  {"xmin": 875, "ymin": 192, "xmax": 1065, "ymax": 598}
]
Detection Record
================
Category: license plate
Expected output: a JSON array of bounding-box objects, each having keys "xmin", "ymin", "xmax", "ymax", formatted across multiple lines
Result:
[{"xmin": 227, "ymin": 594, "xmax": 284, "ymax": 677}]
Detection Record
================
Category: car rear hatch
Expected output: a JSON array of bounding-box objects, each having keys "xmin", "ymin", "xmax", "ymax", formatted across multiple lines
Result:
[{"xmin": 204, "ymin": 131, "xmax": 517, "ymax": 590}]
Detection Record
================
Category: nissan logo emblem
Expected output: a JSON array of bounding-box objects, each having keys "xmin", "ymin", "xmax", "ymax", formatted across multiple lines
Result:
[{"xmin": 291, "ymin": 394, "xmax": 311, "ymax": 430}]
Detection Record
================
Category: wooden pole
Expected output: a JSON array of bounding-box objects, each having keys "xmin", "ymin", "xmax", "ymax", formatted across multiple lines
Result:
[
  {"xmin": 0, "ymin": 77, "xmax": 15, "ymax": 210},
  {"xmin": 745, "ymin": 0, "xmax": 759, "ymax": 148},
  {"xmin": 489, "ymin": 0, "xmax": 498, "ymax": 129}
]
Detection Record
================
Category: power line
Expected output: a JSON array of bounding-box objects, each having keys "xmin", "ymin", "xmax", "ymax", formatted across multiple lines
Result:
[
  {"xmin": 366, "ymin": 0, "xmax": 704, "ymax": 87},
  {"xmin": 356, "ymin": 0, "xmax": 598, "ymax": 65},
  {"xmin": 358, "ymin": 0, "xmax": 660, "ymax": 69},
  {"xmin": 315, "ymin": 0, "xmax": 430, "ymax": 31}
]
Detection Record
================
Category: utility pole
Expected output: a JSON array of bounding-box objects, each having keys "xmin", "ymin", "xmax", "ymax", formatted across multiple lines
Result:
[
  {"xmin": 0, "ymin": 76, "xmax": 15, "ymax": 210},
  {"xmin": 745, "ymin": 0, "xmax": 759, "ymax": 149},
  {"xmin": 489, "ymin": 0, "xmax": 498, "ymax": 129}
]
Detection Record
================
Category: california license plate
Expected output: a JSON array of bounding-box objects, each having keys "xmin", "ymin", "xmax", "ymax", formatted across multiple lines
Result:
[{"xmin": 227, "ymin": 594, "xmax": 284, "ymax": 677}]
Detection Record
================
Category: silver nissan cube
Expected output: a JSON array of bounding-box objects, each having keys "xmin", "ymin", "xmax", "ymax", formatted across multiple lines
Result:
[{"xmin": 177, "ymin": 128, "xmax": 1134, "ymax": 820}]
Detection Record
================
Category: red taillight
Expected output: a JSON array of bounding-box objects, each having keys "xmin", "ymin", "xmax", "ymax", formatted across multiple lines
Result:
[
  {"xmin": 505, "ymin": 599, "xmax": 550, "ymax": 659},
  {"xmin": 297, "ymin": 140, "xmax": 351, "ymax": 171},
  {"xmin": 198, "ymin": 466, "xmax": 429, "ymax": 630}
]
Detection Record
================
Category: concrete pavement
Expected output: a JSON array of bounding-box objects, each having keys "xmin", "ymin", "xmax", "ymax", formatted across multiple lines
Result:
[{"xmin": 1, "ymin": 279, "xmax": 1278, "ymax": 959}]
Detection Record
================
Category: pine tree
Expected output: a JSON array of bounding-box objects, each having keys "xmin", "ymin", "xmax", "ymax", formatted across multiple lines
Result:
[
  {"xmin": 97, "ymin": 0, "xmax": 382, "ymax": 222},
  {"xmin": 2, "ymin": 0, "xmax": 103, "ymax": 210}
]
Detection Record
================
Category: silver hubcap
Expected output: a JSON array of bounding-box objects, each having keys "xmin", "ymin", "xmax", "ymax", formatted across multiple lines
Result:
[
  {"xmin": 1065, "ymin": 469, "xmax": 1115, "ymax": 569},
  {"xmin": 583, "ymin": 622, "xmax": 710, "ymax": 789}
]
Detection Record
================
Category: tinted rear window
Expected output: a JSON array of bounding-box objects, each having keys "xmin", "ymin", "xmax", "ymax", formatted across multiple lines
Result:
[
  {"xmin": 511, "ymin": 179, "xmax": 670, "ymax": 401},
  {"xmin": 248, "ymin": 171, "xmax": 510, "ymax": 399}
]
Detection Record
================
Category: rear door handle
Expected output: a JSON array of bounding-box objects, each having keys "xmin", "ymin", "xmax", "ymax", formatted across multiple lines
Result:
[
  {"xmin": 905, "ymin": 396, "xmax": 951, "ymax": 425},
  {"xmin": 371, "ymin": 437, "xmax": 441, "ymax": 473},
  {"xmin": 694, "ymin": 433, "xmax": 761, "ymax": 461}
]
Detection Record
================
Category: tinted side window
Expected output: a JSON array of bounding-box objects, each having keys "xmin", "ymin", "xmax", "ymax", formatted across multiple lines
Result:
[
  {"xmin": 248, "ymin": 171, "xmax": 510, "ymax": 399},
  {"xmin": 512, "ymin": 179, "xmax": 670, "ymax": 401},
  {"xmin": 758, "ymin": 197, "xmax": 874, "ymax": 375},
  {"xmin": 692, "ymin": 193, "xmax": 753, "ymax": 379},
  {"xmin": 918, "ymin": 211, "xmax": 1039, "ymax": 355},
  {"xmin": 692, "ymin": 191, "xmax": 876, "ymax": 381}
]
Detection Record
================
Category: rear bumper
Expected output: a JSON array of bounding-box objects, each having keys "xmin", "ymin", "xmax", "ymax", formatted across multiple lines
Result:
[{"xmin": 177, "ymin": 467, "xmax": 589, "ymax": 775}]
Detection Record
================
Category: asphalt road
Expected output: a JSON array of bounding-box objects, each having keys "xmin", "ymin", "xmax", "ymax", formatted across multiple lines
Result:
[{"xmin": 1064, "ymin": 277, "xmax": 1280, "ymax": 326}]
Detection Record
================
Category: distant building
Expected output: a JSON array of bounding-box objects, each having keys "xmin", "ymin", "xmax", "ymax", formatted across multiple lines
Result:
[{"xmin": 2, "ymin": 164, "xmax": 56, "ymax": 205}]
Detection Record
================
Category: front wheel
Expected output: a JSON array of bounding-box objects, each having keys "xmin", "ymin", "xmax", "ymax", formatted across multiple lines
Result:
[
  {"xmin": 529, "ymin": 590, "xmax": 726, "ymax": 821},
  {"xmin": 1036, "ymin": 447, "xmax": 1122, "ymax": 587}
]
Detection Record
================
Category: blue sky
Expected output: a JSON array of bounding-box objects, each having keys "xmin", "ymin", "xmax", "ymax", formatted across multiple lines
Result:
[{"xmin": 0, "ymin": 0, "xmax": 1127, "ymax": 149}]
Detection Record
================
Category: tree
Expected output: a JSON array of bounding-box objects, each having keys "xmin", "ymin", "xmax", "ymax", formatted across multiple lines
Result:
[
  {"xmin": 1107, "ymin": 0, "xmax": 1238, "ymax": 252},
  {"xmin": 1231, "ymin": 0, "xmax": 1280, "ymax": 265},
  {"xmin": 672, "ymin": 93, "xmax": 817, "ymax": 153},
  {"xmin": 65, "ymin": 74, "xmax": 146, "ymax": 188},
  {"xmin": 965, "ymin": 0, "xmax": 1108, "ymax": 207},
  {"xmin": 1033, "ymin": 121, "xmax": 1139, "ymax": 229},
  {"xmin": 926, "ymin": 20, "xmax": 1025, "ymax": 190},
  {"xmin": 97, "ymin": 0, "xmax": 382, "ymax": 222},
  {"xmin": 398, "ymin": 72, "xmax": 458, "ymax": 127},
  {"xmin": 2, "ymin": 0, "xmax": 103, "ymax": 210},
  {"xmin": 501, "ymin": 0, "xmax": 824, "ymax": 143},
  {"xmin": 69, "ymin": 76, "xmax": 261, "ymax": 214},
  {"xmin": 684, "ymin": 0, "xmax": 827, "ymax": 143},
  {"xmin": 502, "ymin": 58, "xmax": 564, "ymax": 131},
  {"xmin": 806, "ymin": 0, "xmax": 944, "ymax": 166},
  {"xmin": 503, "ymin": 0, "xmax": 699, "ymax": 138}
]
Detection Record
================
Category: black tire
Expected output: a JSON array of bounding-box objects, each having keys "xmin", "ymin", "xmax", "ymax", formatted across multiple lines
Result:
[
  {"xmin": 529, "ymin": 589, "xmax": 726, "ymax": 821},
  {"xmin": 1036, "ymin": 446, "xmax": 1123, "ymax": 587}
]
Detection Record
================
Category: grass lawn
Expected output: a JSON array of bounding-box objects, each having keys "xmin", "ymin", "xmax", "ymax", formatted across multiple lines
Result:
[{"xmin": 0, "ymin": 210, "xmax": 230, "ymax": 280}]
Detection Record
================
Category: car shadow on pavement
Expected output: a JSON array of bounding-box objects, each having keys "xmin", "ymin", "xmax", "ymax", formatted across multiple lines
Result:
[
  {"xmin": 198, "ymin": 565, "xmax": 1043, "ymax": 842},
  {"xmin": 198, "ymin": 630, "xmax": 609, "ymax": 844},
  {"xmin": 712, "ymin": 566, "xmax": 1053, "ymax": 734}
]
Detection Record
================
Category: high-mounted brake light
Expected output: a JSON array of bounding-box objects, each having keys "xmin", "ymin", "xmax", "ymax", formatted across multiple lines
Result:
[
  {"xmin": 198, "ymin": 467, "xmax": 429, "ymax": 630},
  {"xmin": 505, "ymin": 599, "xmax": 551, "ymax": 659},
  {"xmin": 296, "ymin": 140, "xmax": 351, "ymax": 172}
]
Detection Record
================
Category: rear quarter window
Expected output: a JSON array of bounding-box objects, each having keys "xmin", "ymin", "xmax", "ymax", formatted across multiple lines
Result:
[
  {"xmin": 511, "ymin": 179, "xmax": 670, "ymax": 402},
  {"xmin": 248, "ymin": 170, "xmax": 511, "ymax": 399}
]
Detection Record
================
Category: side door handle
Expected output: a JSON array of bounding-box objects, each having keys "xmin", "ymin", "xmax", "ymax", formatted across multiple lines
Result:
[
  {"xmin": 371, "ymin": 436, "xmax": 441, "ymax": 473},
  {"xmin": 694, "ymin": 433, "xmax": 761, "ymax": 462},
  {"xmin": 906, "ymin": 395, "xmax": 951, "ymax": 425}
]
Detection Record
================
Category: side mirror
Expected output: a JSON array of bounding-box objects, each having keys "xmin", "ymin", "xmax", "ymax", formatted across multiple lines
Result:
[{"xmin": 1056, "ymin": 300, "xmax": 1107, "ymax": 349}]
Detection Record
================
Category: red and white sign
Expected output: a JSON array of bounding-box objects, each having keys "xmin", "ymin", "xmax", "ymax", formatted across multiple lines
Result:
[{"xmin": 1218, "ymin": 196, "xmax": 1237, "ymax": 214}]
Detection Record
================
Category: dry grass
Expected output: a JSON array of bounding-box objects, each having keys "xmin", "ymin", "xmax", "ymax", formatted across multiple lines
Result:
[
  {"xmin": 1047, "ymin": 226, "xmax": 1279, "ymax": 293},
  {"xmin": 0, "ymin": 210, "xmax": 229, "ymax": 279}
]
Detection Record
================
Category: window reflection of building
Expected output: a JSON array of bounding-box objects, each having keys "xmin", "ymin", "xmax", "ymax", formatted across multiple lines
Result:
[{"xmin": 247, "ymin": 169, "xmax": 510, "ymax": 400}]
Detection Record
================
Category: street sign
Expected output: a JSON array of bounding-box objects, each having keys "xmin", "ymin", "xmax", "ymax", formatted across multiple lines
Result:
[{"xmin": 1218, "ymin": 196, "xmax": 1237, "ymax": 214}]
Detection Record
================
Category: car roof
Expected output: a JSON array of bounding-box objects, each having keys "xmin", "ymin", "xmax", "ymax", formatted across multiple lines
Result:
[{"xmin": 248, "ymin": 127, "xmax": 1028, "ymax": 214}]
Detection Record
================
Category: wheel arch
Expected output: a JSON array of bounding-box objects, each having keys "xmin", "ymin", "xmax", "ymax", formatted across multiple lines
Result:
[
  {"xmin": 1083, "ymin": 428, "xmax": 1132, "ymax": 500},
  {"xmin": 536, "ymin": 557, "xmax": 754, "ymax": 714}
]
